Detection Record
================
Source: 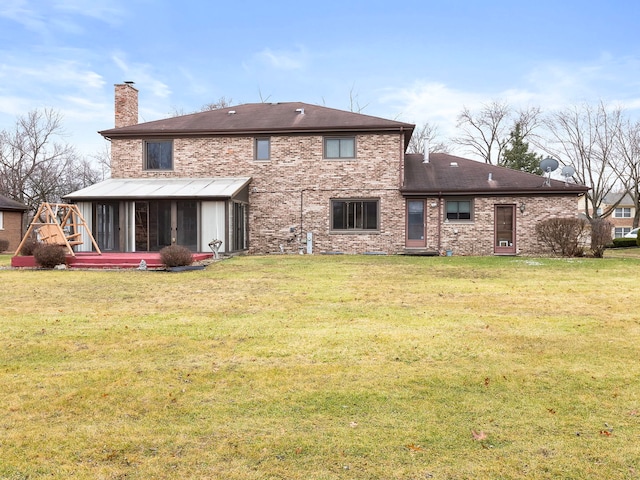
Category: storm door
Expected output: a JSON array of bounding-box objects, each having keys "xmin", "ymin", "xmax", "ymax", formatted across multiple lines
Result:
[
  {"xmin": 494, "ymin": 205, "xmax": 516, "ymax": 254},
  {"xmin": 406, "ymin": 200, "xmax": 426, "ymax": 248}
]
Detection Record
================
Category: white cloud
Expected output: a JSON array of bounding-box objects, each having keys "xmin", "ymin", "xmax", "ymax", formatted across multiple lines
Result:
[
  {"xmin": 112, "ymin": 53, "xmax": 171, "ymax": 99},
  {"xmin": 250, "ymin": 46, "xmax": 308, "ymax": 71}
]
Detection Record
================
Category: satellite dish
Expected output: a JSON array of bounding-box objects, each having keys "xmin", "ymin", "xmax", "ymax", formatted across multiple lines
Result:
[
  {"xmin": 561, "ymin": 165, "xmax": 576, "ymax": 185},
  {"xmin": 539, "ymin": 157, "xmax": 559, "ymax": 173}
]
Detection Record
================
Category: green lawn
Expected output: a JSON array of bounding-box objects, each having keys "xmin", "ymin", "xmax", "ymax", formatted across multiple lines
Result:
[{"xmin": 1, "ymin": 255, "xmax": 639, "ymax": 479}]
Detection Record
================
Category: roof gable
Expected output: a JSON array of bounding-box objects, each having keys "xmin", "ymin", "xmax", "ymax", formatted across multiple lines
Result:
[
  {"xmin": 100, "ymin": 102, "xmax": 415, "ymax": 139},
  {"xmin": 403, "ymin": 153, "xmax": 589, "ymax": 196}
]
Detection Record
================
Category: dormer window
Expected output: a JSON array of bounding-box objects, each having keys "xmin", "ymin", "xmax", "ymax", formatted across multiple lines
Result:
[
  {"xmin": 144, "ymin": 140, "xmax": 173, "ymax": 170},
  {"xmin": 324, "ymin": 137, "xmax": 355, "ymax": 159}
]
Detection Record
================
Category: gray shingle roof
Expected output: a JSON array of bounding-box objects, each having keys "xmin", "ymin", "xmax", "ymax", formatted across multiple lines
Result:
[
  {"xmin": 100, "ymin": 102, "xmax": 415, "ymax": 140},
  {"xmin": 403, "ymin": 153, "xmax": 589, "ymax": 196},
  {"xmin": 0, "ymin": 194, "xmax": 27, "ymax": 211}
]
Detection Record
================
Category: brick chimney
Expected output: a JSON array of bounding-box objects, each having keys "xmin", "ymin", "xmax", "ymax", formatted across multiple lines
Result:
[{"xmin": 114, "ymin": 82, "xmax": 138, "ymax": 128}]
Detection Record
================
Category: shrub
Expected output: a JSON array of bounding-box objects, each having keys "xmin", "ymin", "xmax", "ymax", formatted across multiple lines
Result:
[
  {"xmin": 589, "ymin": 218, "xmax": 613, "ymax": 258},
  {"xmin": 159, "ymin": 245, "xmax": 194, "ymax": 268},
  {"xmin": 20, "ymin": 236, "xmax": 40, "ymax": 256},
  {"xmin": 33, "ymin": 244, "xmax": 67, "ymax": 269},
  {"xmin": 612, "ymin": 237, "xmax": 637, "ymax": 248},
  {"xmin": 0, "ymin": 238, "xmax": 9, "ymax": 253},
  {"xmin": 535, "ymin": 217, "xmax": 588, "ymax": 257}
]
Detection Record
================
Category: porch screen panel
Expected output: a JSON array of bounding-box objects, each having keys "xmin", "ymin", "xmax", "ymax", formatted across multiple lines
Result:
[
  {"xmin": 76, "ymin": 202, "xmax": 93, "ymax": 252},
  {"xmin": 201, "ymin": 201, "xmax": 226, "ymax": 253}
]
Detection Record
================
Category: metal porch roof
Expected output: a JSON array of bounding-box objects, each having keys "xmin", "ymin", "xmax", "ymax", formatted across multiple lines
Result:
[{"xmin": 64, "ymin": 177, "xmax": 252, "ymax": 200}]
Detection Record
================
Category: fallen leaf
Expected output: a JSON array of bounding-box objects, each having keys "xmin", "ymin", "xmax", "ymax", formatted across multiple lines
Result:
[
  {"xmin": 349, "ymin": 422, "xmax": 358, "ymax": 428},
  {"xmin": 472, "ymin": 430, "xmax": 487, "ymax": 441},
  {"xmin": 484, "ymin": 377, "xmax": 490, "ymax": 387},
  {"xmin": 547, "ymin": 408, "xmax": 556, "ymax": 414},
  {"xmin": 599, "ymin": 430, "xmax": 612, "ymax": 437},
  {"xmin": 406, "ymin": 444, "xmax": 426, "ymax": 452}
]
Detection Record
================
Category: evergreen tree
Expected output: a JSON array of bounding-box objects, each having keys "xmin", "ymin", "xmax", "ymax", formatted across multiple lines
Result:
[{"xmin": 501, "ymin": 122, "xmax": 543, "ymax": 174}]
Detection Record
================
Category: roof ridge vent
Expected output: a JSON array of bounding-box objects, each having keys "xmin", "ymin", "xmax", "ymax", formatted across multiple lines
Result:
[
  {"xmin": 295, "ymin": 108, "xmax": 305, "ymax": 115},
  {"xmin": 228, "ymin": 110, "xmax": 236, "ymax": 115},
  {"xmin": 450, "ymin": 162, "xmax": 458, "ymax": 167}
]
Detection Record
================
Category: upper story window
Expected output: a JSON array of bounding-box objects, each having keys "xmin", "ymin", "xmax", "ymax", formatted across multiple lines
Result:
[
  {"xmin": 0, "ymin": 211, "xmax": 3, "ymax": 230},
  {"xmin": 446, "ymin": 199, "xmax": 472, "ymax": 221},
  {"xmin": 331, "ymin": 199, "xmax": 379, "ymax": 231},
  {"xmin": 145, "ymin": 140, "xmax": 173, "ymax": 170},
  {"xmin": 614, "ymin": 207, "xmax": 631, "ymax": 218},
  {"xmin": 324, "ymin": 137, "xmax": 355, "ymax": 159},
  {"xmin": 255, "ymin": 137, "xmax": 270, "ymax": 161}
]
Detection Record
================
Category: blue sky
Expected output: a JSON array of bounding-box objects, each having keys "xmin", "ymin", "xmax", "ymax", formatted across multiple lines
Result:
[{"xmin": 1, "ymin": 0, "xmax": 640, "ymax": 158}]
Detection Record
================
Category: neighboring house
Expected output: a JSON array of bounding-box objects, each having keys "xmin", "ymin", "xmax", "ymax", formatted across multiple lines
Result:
[
  {"xmin": 602, "ymin": 193, "xmax": 635, "ymax": 238},
  {"xmin": 0, "ymin": 195, "xmax": 28, "ymax": 253},
  {"xmin": 65, "ymin": 83, "xmax": 589, "ymax": 256}
]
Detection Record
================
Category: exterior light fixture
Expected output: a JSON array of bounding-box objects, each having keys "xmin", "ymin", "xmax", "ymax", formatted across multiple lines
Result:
[{"xmin": 519, "ymin": 202, "xmax": 526, "ymax": 214}]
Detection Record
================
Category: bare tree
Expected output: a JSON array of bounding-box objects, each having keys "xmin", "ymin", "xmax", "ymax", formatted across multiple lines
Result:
[
  {"xmin": 0, "ymin": 108, "xmax": 100, "ymax": 215},
  {"xmin": 453, "ymin": 100, "xmax": 511, "ymax": 164},
  {"xmin": 90, "ymin": 140, "xmax": 112, "ymax": 180},
  {"xmin": 170, "ymin": 96, "xmax": 235, "ymax": 116},
  {"xmin": 407, "ymin": 123, "xmax": 449, "ymax": 154},
  {"xmin": 453, "ymin": 101, "xmax": 542, "ymax": 165},
  {"xmin": 544, "ymin": 101, "xmax": 624, "ymax": 221}
]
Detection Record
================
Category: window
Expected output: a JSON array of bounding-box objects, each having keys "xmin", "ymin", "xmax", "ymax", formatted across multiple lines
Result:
[
  {"xmin": 0, "ymin": 211, "xmax": 3, "ymax": 230},
  {"xmin": 255, "ymin": 138, "xmax": 270, "ymax": 161},
  {"xmin": 615, "ymin": 227, "xmax": 631, "ymax": 238},
  {"xmin": 331, "ymin": 199, "xmax": 378, "ymax": 231},
  {"xmin": 324, "ymin": 137, "xmax": 355, "ymax": 159},
  {"xmin": 446, "ymin": 200, "xmax": 472, "ymax": 221},
  {"xmin": 614, "ymin": 207, "xmax": 631, "ymax": 218},
  {"xmin": 145, "ymin": 140, "xmax": 173, "ymax": 170}
]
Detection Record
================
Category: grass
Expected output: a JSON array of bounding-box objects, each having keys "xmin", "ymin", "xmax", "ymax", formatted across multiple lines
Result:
[{"xmin": 1, "ymin": 254, "xmax": 640, "ymax": 479}]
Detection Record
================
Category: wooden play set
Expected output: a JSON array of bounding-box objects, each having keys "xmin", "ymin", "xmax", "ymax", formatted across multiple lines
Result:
[{"xmin": 15, "ymin": 202, "xmax": 101, "ymax": 256}]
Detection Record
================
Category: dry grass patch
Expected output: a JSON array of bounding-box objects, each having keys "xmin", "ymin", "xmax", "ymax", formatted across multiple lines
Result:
[{"xmin": 1, "ymin": 255, "xmax": 639, "ymax": 479}]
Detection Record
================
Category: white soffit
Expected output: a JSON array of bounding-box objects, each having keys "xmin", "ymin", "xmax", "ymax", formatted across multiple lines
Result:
[{"xmin": 65, "ymin": 177, "xmax": 252, "ymax": 200}]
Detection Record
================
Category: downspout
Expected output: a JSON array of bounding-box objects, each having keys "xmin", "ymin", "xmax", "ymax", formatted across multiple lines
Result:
[
  {"xmin": 399, "ymin": 127, "xmax": 404, "ymax": 188},
  {"xmin": 437, "ymin": 194, "xmax": 442, "ymax": 252}
]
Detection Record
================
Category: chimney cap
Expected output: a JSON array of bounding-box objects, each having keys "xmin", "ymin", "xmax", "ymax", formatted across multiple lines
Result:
[{"xmin": 123, "ymin": 81, "xmax": 135, "ymax": 85}]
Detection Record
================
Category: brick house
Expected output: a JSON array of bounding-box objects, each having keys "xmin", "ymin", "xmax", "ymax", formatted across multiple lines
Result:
[
  {"xmin": 596, "ymin": 193, "xmax": 636, "ymax": 238},
  {"xmin": 0, "ymin": 194, "xmax": 28, "ymax": 253},
  {"xmin": 65, "ymin": 83, "xmax": 588, "ymax": 256}
]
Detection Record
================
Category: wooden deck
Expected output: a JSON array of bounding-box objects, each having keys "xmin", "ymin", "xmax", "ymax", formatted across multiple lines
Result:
[{"xmin": 11, "ymin": 252, "xmax": 214, "ymax": 269}]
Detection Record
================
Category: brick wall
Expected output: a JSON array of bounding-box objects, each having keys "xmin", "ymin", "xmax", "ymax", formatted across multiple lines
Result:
[
  {"xmin": 0, "ymin": 210, "xmax": 24, "ymax": 253},
  {"xmin": 111, "ymin": 132, "xmax": 407, "ymax": 254},
  {"xmin": 425, "ymin": 195, "xmax": 581, "ymax": 255}
]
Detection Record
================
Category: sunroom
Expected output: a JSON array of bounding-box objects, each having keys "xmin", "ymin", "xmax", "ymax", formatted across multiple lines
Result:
[{"xmin": 64, "ymin": 177, "xmax": 251, "ymax": 254}]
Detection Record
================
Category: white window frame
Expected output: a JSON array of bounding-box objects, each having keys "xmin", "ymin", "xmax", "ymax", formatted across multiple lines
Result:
[
  {"xmin": 614, "ymin": 227, "xmax": 631, "ymax": 238},
  {"xmin": 0, "ymin": 211, "xmax": 3, "ymax": 230},
  {"xmin": 614, "ymin": 207, "xmax": 631, "ymax": 218}
]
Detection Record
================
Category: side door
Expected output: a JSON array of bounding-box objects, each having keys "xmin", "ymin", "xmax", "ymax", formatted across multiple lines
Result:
[
  {"xmin": 406, "ymin": 200, "xmax": 426, "ymax": 248},
  {"xmin": 494, "ymin": 204, "xmax": 516, "ymax": 255}
]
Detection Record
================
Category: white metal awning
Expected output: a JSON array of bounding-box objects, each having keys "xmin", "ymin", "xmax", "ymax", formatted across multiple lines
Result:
[{"xmin": 64, "ymin": 177, "xmax": 252, "ymax": 200}]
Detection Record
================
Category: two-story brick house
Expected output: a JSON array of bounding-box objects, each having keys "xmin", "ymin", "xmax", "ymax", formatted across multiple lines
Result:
[{"xmin": 66, "ymin": 83, "xmax": 588, "ymax": 256}]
